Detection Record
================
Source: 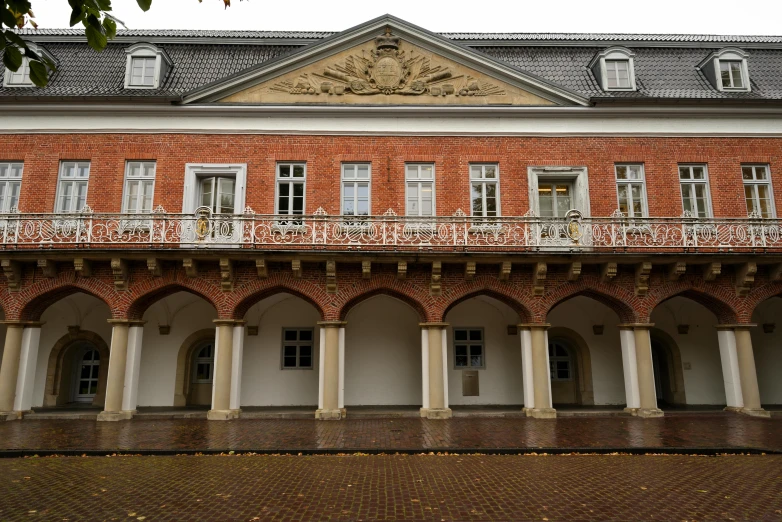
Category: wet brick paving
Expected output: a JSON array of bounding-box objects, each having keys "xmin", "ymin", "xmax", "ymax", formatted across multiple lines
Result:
[
  {"xmin": 0, "ymin": 414, "xmax": 780, "ymax": 453},
  {"xmin": 0, "ymin": 454, "xmax": 780, "ymax": 521}
]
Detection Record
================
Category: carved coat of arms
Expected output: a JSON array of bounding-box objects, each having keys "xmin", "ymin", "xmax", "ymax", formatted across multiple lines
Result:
[{"xmin": 270, "ymin": 28, "xmax": 505, "ymax": 98}]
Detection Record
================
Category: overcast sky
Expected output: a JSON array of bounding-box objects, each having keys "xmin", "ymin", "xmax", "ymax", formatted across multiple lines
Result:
[{"xmin": 28, "ymin": 0, "xmax": 782, "ymax": 34}]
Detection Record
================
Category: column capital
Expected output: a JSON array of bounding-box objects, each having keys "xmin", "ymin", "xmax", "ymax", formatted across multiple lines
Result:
[
  {"xmin": 517, "ymin": 323, "xmax": 550, "ymax": 330},
  {"xmin": 419, "ymin": 322, "xmax": 449, "ymax": 328},
  {"xmin": 0, "ymin": 321, "xmax": 44, "ymax": 328},
  {"xmin": 617, "ymin": 323, "xmax": 655, "ymax": 330},
  {"xmin": 213, "ymin": 319, "xmax": 246, "ymax": 327},
  {"xmin": 317, "ymin": 321, "xmax": 347, "ymax": 328},
  {"xmin": 715, "ymin": 324, "xmax": 757, "ymax": 331},
  {"xmin": 107, "ymin": 319, "xmax": 147, "ymax": 327}
]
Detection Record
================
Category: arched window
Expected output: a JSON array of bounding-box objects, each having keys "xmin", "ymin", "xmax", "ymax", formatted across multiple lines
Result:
[
  {"xmin": 73, "ymin": 347, "xmax": 100, "ymax": 401},
  {"xmin": 192, "ymin": 342, "xmax": 215, "ymax": 384},
  {"xmin": 548, "ymin": 340, "xmax": 572, "ymax": 381}
]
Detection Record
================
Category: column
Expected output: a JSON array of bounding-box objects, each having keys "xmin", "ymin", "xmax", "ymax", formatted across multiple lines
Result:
[
  {"xmin": 120, "ymin": 322, "xmax": 146, "ymax": 417},
  {"xmin": 99, "ymin": 320, "xmax": 143, "ymax": 421},
  {"xmin": 618, "ymin": 326, "xmax": 640, "ymax": 412},
  {"xmin": 419, "ymin": 323, "xmax": 451, "ymax": 419},
  {"xmin": 13, "ymin": 323, "xmax": 43, "ymax": 416},
  {"xmin": 519, "ymin": 324, "xmax": 556, "ymax": 419},
  {"xmin": 316, "ymin": 321, "xmax": 346, "ymax": 420},
  {"xmin": 633, "ymin": 324, "xmax": 663, "ymax": 417},
  {"xmin": 208, "ymin": 319, "xmax": 241, "ymax": 420},
  {"xmin": 0, "ymin": 323, "xmax": 25, "ymax": 417},
  {"xmin": 733, "ymin": 325, "xmax": 769, "ymax": 417},
  {"xmin": 716, "ymin": 326, "xmax": 744, "ymax": 411},
  {"xmin": 229, "ymin": 321, "xmax": 246, "ymax": 412}
]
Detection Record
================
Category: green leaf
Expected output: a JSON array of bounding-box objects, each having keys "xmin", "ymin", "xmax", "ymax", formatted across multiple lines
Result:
[
  {"xmin": 85, "ymin": 13, "xmax": 102, "ymax": 31},
  {"xmin": 23, "ymin": 47, "xmax": 40, "ymax": 61},
  {"xmin": 96, "ymin": 0, "xmax": 113, "ymax": 10},
  {"xmin": 28, "ymin": 60, "xmax": 49, "ymax": 87},
  {"xmin": 69, "ymin": 7, "xmax": 83, "ymax": 27},
  {"xmin": 85, "ymin": 24, "xmax": 107, "ymax": 51},
  {"xmin": 2, "ymin": 45, "xmax": 22, "ymax": 71},
  {"xmin": 102, "ymin": 17, "xmax": 116, "ymax": 39},
  {"xmin": 4, "ymin": 29, "xmax": 26, "ymax": 47},
  {"xmin": 1, "ymin": 7, "xmax": 19, "ymax": 28},
  {"xmin": 136, "ymin": 0, "xmax": 152, "ymax": 12}
]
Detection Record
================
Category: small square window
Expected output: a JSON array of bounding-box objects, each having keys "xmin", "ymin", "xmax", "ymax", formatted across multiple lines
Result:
[
  {"xmin": 453, "ymin": 328, "xmax": 485, "ymax": 369},
  {"xmin": 281, "ymin": 328, "xmax": 314, "ymax": 369}
]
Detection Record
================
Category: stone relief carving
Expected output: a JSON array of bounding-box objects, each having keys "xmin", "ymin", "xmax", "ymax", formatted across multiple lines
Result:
[{"xmin": 270, "ymin": 28, "xmax": 506, "ymax": 99}]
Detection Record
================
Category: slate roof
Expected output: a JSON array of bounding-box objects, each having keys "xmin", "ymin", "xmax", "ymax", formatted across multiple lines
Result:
[{"xmin": 3, "ymin": 29, "xmax": 782, "ymax": 103}]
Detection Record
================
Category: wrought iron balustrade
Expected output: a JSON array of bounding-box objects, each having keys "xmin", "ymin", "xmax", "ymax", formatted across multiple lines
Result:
[{"xmin": 1, "ymin": 206, "xmax": 781, "ymax": 253}]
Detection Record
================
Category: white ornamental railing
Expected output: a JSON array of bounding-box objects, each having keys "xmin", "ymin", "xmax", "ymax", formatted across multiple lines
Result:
[{"xmin": 1, "ymin": 206, "xmax": 781, "ymax": 253}]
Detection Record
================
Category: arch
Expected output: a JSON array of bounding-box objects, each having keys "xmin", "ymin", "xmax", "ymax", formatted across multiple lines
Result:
[
  {"xmin": 649, "ymin": 327, "xmax": 687, "ymax": 405},
  {"xmin": 646, "ymin": 287, "xmax": 739, "ymax": 324},
  {"xmin": 441, "ymin": 287, "xmax": 532, "ymax": 323},
  {"xmin": 339, "ymin": 287, "xmax": 428, "ymax": 322},
  {"xmin": 544, "ymin": 283, "xmax": 637, "ymax": 324},
  {"xmin": 547, "ymin": 326, "xmax": 595, "ymax": 406},
  {"xmin": 746, "ymin": 282, "xmax": 782, "ymax": 322},
  {"xmin": 126, "ymin": 283, "xmax": 218, "ymax": 321},
  {"xmin": 43, "ymin": 329, "xmax": 110, "ymax": 407},
  {"xmin": 173, "ymin": 329, "xmax": 215, "ymax": 407},
  {"xmin": 20, "ymin": 282, "xmax": 115, "ymax": 322},
  {"xmin": 232, "ymin": 283, "xmax": 326, "ymax": 321}
]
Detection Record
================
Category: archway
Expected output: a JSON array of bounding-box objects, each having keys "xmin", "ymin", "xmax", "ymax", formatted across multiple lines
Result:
[
  {"xmin": 174, "ymin": 329, "xmax": 216, "ymax": 407},
  {"xmin": 649, "ymin": 328, "xmax": 687, "ymax": 406},
  {"xmin": 750, "ymin": 296, "xmax": 782, "ymax": 406},
  {"xmin": 547, "ymin": 327, "xmax": 595, "ymax": 406},
  {"xmin": 43, "ymin": 329, "xmax": 110, "ymax": 407}
]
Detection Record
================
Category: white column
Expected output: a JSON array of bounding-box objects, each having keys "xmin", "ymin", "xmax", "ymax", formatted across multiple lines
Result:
[
  {"xmin": 229, "ymin": 323, "xmax": 245, "ymax": 412},
  {"xmin": 120, "ymin": 324, "xmax": 145, "ymax": 413},
  {"xmin": 619, "ymin": 327, "xmax": 641, "ymax": 410},
  {"xmin": 338, "ymin": 326, "xmax": 345, "ymax": 410},
  {"xmin": 519, "ymin": 327, "xmax": 534, "ymax": 410},
  {"xmin": 421, "ymin": 328, "xmax": 430, "ymax": 410},
  {"xmin": 317, "ymin": 326, "xmax": 325, "ymax": 410},
  {"xmin": 441, "ymin": 327, "xmax": 449, "ymax": 410},
  {"xmin": 716, "ymin": 327, "xmax": 744, "ymax": 409},
  {"xmin": 13, "ymin": 324, "xmax": 42, "ymax": 413}
]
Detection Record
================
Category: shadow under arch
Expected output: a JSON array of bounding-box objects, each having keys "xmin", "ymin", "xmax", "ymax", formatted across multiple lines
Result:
[
  {"xmin": 648, "ymin": 288, "xmax": 738, "ymax": 325},
  {"xmin": 43, "ymin": 329, "xmax": 110, "ymax": 407},
  {"xmin": 126, "ymin": 283, "xmax": 218, "ymax": 321},
  {"xmin": 173, "ymin": 328, "xmax": 216, "ymax": 407},
  {"xmin": 442, "ymin": 289, "xmax": 532, "ymax": 324},
  {"xmin": 547, "ymin": 326, "xmax": 595, "ymax": 406},
  {"xmin": 339, "ymin": 288, "xmax": 428, "ymax": 322},
  {"xmin": 544, "ymin": 287, "xmax": 636, "ymax": 324},
  {"xmin": 20, "ymin": 285, "xmax": 113, "ymax": 322},
  {"xmin": 232, "ymin": 284, "xmax": 326, "ymax": 321},
  {"xmin": 649, "ymin": 327, "xmax": 687, "ymax": 405}
]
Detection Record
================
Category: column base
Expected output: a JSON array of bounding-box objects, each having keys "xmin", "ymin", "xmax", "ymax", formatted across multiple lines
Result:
[
  {"xmin": 1, "ymin": 411, "xmax": 21, "ymax": 421},
  {"xmin": 724, "ymin": 406, "xmax": 744, "ymax": 413},
  {"xmin": 419, "ymin": 407, "xmax": 452, "ymax": 420},
  {"xmin": 97, "ymin": 410, "xmax": 134, "ymax": 422},
  {"xmin": 635, "ymin": 408, "xmax": 664, "ymax": 418},
  {"xmin": 623, "ymin": 407, "xmax": 639, "ymax": 415},
  {"xmin": 207, "ymin": 409, "xmax": 240, "ymax": 421},
  {"xmin": 315, "ymin": 408, "xmax": 345, "ymax": 420},
  {"xmin": 738, "ymin": 407, "xmax": 771, "ymax": 418},
  {"xmin": 526, "ymin": 408, "xmax": 557, "ymax": 419}
]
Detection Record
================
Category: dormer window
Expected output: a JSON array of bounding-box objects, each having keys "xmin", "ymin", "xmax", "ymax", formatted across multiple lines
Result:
[
  {"xmin": 124, "ymin": 43, "xmax": 172, "ymax": 89},
  {"xmin": 698, "ymin": 48, "xmax": 750, "ymax": 92},
  {"xmin": 590, "ymin": 47, "xmax": 637, "ymax": 92},
  {"xmin": 2, "ymin": 43, "xmax": 55, "ymax": 88}
]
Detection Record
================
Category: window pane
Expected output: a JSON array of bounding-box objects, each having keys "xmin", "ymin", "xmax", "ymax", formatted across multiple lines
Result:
[
  {"xmin": 454, "ymin": 330, "xmax": 467, "ymax": 341},
  {"xmin": 406, "ymin": 165, "xmax": 418, "ymax": 179},
  {"xmin": 357, "ymin": 165, "xmax": 369, "ymax": 179},
  {"xmin": 299, "ymin": 330, "xmax": 313, "ymax": 342},
  {"xmin": 279, "ymin": 165, "xmax": 290, "ymax": 178},
  {"xmin": 293, "ymin": 165, "xmax": 305, "ymax": 178},
  {"xmin": 616, "ymin": 166, "xmax": 627, "ymax": 180},
  {"xmin": 284, "ymin": 330, "xmax": 298, "ymax": 341},
  {"xmin": 299, "ymin": 356, "xmax": 312, "ymax": 368},
  {"xmin": 470, "ymin": 166, "xmax": 482, "ymax": 179},
  {"xmin": 692, "ymin": 167, "xmax": 705, "ymax": 179},
  {"xmin": 455, "ymin": 355, "xmax": 468, "ymax": 367},
  {"xmin": 679, "ymin": 167, "xmax": 691, "ymax": 180},
  {"xmin": 455, "ymin": 345, "xmax": 468, "ymax": 356},
  {"xmin": 472, "ymin": 183, "xmax": 483, "ymax": 215},
  {"xmin": 299, "ymin": 345, "xmax": 312, "ymax": 357},
  {"xmin": 730, "ymin": 62, "xmax": 743, "ymax": 88},
  {"xmin": 420, "ymin": 165, "xmax": 433, "ymax": 179},
  {"xmin": 484, "ymin": 165, "xmax": 496, "ymax": 179},
  {"xmin": 742, "ymin": 166, "xmax": 754, "ymax": 180},
  {"xmin": 283, "ymin": 357, "xmax": 297, "ymax": 368},
  {"xmin": 469, "ymin": 330, "xmax": 482, "ymax": 341},
  {"xmin": 471, "ymin": 355, "xmax": 483, "ymax": 367},
  {"xmin": 283, "ymin": 345, "xmax": 297, "ymax": 357}
]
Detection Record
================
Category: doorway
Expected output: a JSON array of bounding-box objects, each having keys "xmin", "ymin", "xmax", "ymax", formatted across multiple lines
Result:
[{"xmin": 71, "ymin": 345, "xmax": 101, "ymax": 403}]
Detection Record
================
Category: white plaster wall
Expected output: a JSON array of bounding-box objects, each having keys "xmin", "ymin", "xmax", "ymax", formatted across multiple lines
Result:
[
  {"xmin": 344, "ymin": 295, "xmax": 421, "ymax": 406},
  {"xmin": 651, "ymin": 297, "xmax": 726, "ymax": 405},
  {"xmin": 548, "ymin": 296, "xmax": 626, "ymax": 405},
  {"xmin": 445, "ymin": 296, "xmax": 523, "ymax": 405},
  {"xmin": 32, "ymin": 292, "xmax": 112, "ymax": 407},
  {"xmin": 137, "ymin": 292, "xmax": 216, "ymax": 406},
  {"xmin": 751, "ymin": 297, "xmax": 782, "ymax": 405},
  {"xmin": 241, "ymin": 294, "xmax": 321, "ymax": 406}
]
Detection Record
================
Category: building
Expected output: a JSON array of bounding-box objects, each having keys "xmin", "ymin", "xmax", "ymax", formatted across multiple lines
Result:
[{"xmin": 0, "ymin": 15, "xmax": 780, "ymax": 422}]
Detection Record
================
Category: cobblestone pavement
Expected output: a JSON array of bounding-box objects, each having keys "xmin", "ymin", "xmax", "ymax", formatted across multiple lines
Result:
[
  {"xmin": 0, "ymin": 414, "xmax": 780, "ymax": 453},
  {"xmin": 0, "ymin": 454, "xmax": 780, "ymax": 521}
]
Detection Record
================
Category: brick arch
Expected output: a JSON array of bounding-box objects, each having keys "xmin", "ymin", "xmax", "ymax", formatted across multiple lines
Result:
[
  {"xmin": 745, "ymin": 282, "xmax": 782, "ymax": 322},
  {"xmin": 338, "ymin": 287, "xmax": 429, "ymax": 322},
  {"xmin": 643, "ymin": 283, "xmax": 740, "ymax": 324},
  {"xmin": 125, "ymin": 282, "xmax": 221, "ymax": 321},
  {"xmin": 18, "ymin": 277, "xmax": 116, "ymax": 321},
  {"xmin": 542, "ymin": 279, "xmax": 637, "ymax": 324},
  {"xmin": 231, "ymin": 281, "xmax": 327, "ymax": 320},
  {"xmin": 439, "ymin": 279, "xmax": 533, "ymax": 323}
]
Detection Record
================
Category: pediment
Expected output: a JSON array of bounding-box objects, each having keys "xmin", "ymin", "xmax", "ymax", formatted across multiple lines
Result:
[{"xmin": 185, "ymin": 16, "xmax": 588, "ymax": 107}]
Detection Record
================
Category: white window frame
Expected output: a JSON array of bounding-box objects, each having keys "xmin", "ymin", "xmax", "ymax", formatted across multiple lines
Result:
[
  {"xmin": 469, "ymin": 164, "xmax": 500, "ymax": 218},
  {"xmin": 55, "ymin": 161, "xmax": 91, "ymax": 213},
  {"xmin": 698, "ymin": 48, "xmax": 751, "ymax": 93},
  {"xmin": 341, "ymin": 163, "xmax": 371, "ymax": 217},
  {"xmin": 405, "ymin": 163, "xmax": 436, "ymax": 217},
  {"xmin": 182, "ymin": 163, "xmax": 247, "ymax": 214},
  {"xmin": 453, "ymin": 327, "xmax": 486, "ymax": 370},
  {"xmin": 0, "ymin": 162, "xmax": 23, "ymax": 212},
  {"xmin": 678, "ymin": 164, "xmax": 713, "ymax": 218},
  {"xmin": 122, "ymin": 161, "xmax": 156, "ymax": 213},
  {"xmin": 742, "ymin": 164, "xmax": 775, "ymax": 218},
  {"xmin": 191, "ymin": 341, "xmax": 214, "ymax": 384},
  {"xmin": 527, "ymin": 166, "xmax": 591, "ymax": 217},
  {"xmin": 2, "ymin": 43, "xmax": 55, "ymax": 88},
  {"xmin": 614, "ymin": 164, "xmax": 648, "ymax": 218},
  {"xmin": 124, "ymin": 42, "xmax": 172, "ymax": 90},
  {"xmin": 280, "ymin": 328, "xmax": 315, "ymax": 370},
  {"xmin": 589, "ymin": 47, "xmax": 637, "ymax": 92},
  {"xmin": 275, "ymin": 162, "xmax": 307, "ymax": 217}
]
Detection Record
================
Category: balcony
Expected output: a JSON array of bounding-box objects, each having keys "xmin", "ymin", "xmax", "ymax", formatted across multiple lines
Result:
[{"xmin": 1, "ymin": 206, "xmax": 780, "ymax": 253}]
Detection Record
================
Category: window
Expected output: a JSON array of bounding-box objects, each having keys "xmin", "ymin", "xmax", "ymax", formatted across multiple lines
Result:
[
  {"xmin": 615, "ymin": 164, "xmax": 647, "ymax": 218},
  {"xmin": 453, "ymin": 328, "xmax": 484, "ymax": 369},
  {"xmin": 55, "ymin": 162, "xmax": 90, "ymax": 213},
  {"xmin": 276, "ymin": 163, "xmax": 306, "ymax": 220},
  {"xmin": 405, "ymin": 164, "xmax": 435, "ymax": 217},
  {"xmin": 527, "ymin": 166, "xmax": 591, "ymax": 218},
  {"xmin": 605, "ymin": 60, "xmax": 631, "ymax": 89},
  {"xmin": 548, "ymin": 341, "xmax": 572, "ymax": 381},
  {"xmin": 720, "ymin": 60, "xmax": 745, "ymax": 90},
  {"xmin": 2, "ymin": 43, "xmax": 55, "ymax": 88},
  {"xmin": 281, "ymin": 328, "xmax": 313, "ymax": 369},
  {"xmin": 182, "ymin": 163, "xmax": 246, "ymax": 215},
  {"xmin": 589, "ymin": 47, "xmax": 637, "ymax": 92},
  {"xmin": 679, "ymin": 165, "xmax": 712, "ymax": 218},
  {"xmin": 698, "ymin": 48, "xmax": 750, "ymax": 93},
  {"xmin": 538, "ymin": 182, "xmax": 574, "ymax": 218},
  {"xmin": 192, "ymin": 342, "xmax": 214, "ymax": 383},
  {"xmin": 200, "ymin": 177, "xmax": 235, "ymax": 214},
  {"xmin": 470, "ymin": 164, "xmax": 499, "ymax": 217},
  {"xmin": 73, "ymin": 347, "xmax": 100, "ymax": 401},
  {"xmin": 341, "ymin": 163, "xmax": 370, "ymax": 217},
  {"xmin": 124, "ymin": 43, "xmax": 172, "ymax": 89},
  {"xmin": 743, "ymin": 165, "xmax": 774, "ymax": 218},
  {"xmin": 122, "ymin": 161, "xmax": 156, "ymax": 213},
  {"xmin": 0, "ymin": 162, "xmax": 23, "ymax": 212}
]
